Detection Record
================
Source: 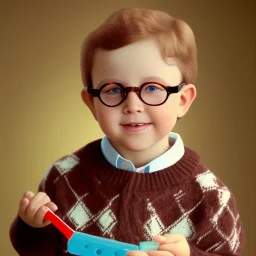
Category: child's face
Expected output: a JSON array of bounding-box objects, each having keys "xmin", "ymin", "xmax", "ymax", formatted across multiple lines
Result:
[{"xmin": 84, "ymin": 38, "xmax": 195, "ymax": 160}]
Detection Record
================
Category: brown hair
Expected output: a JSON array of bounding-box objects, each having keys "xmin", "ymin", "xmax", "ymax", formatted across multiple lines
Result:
[{"xmin": 81, "ymin": 8, "xmax": 197, "ymax": 87}]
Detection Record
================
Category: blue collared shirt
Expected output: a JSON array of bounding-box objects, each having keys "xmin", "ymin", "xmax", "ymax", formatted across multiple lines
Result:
[{"xmin": 101, "ymin": 132, "xmax": 185, "ymax": 173}]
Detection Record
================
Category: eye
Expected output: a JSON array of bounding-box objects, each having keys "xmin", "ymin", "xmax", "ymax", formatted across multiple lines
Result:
[
  {"xmin": 108, "ymin": 88, "xmax": 121, "ymax": 94},
  {"xmin": 146, "ymin": 85, "xmax": 158, "ymax": 92},
  {"xmin": 144, "ymin": 84, "xmax": 164, "ymax": 93},
  {"xmin": 101, "ymin": 83, "xmax": 122, "ymax": 95}
]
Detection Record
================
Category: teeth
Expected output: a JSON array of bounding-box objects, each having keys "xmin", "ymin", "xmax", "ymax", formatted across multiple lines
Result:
[{"xmin": 130, "ymin": 124, "xmax": 144, "ymax": 126}]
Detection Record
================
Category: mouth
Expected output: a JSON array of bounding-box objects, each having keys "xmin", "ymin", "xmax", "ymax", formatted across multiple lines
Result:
[
  {"xmin": 125, "ymin": 124, "xmax": 146, "ymax": 127},
  {"xmin": 121, "ymin": 122, "xmax": 151, "ymax": 126},
  {"xmin": 121, "ymin": 123, "xmax": 151, "ymax": 132}
]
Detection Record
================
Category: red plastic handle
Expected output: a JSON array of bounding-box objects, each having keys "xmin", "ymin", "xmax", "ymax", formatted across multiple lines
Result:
[{"xmin": 44, "ymin": 210, "xmax": 74, "ymax": 240}]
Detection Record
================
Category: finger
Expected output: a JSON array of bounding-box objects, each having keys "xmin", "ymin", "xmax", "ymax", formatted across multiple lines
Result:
[
  {"xmin": 127, "ymin": 251, "xmax": 148, "ymax": 256},
  {"xmin": 153, "ymin": 235, "xmax": 168, "ymax": 244},
  {"xmin": 158, "ymin": 243, "xmax": 187, "ymax": 256},
  {"xmin": 19, "ymin": 191, "xmax": 35, "ymax": 217},
  {"xmin": 23, "ymin": 191, "xmax": 35, "ymax": 201},
  {"xmin": 25, "ymin": 193, "xmax": 50, "ymax": 218},
  {"xmin": 147, "ymin": 251, "xmax": 174, "ymax": 256},
  {"xmin": 27, "ymin": 192, "xmax": 49, "ymax": 211},
  {"xmin": 33, "ymin": 205, "xmax": 51, "ymax": 226},
  {"xmin": 163, "ymin": 234, "xmax": 185, "ymax": 243},
  {"xmin": 45, "ymin": 201, "xmax": 58, "ymax": 212},
  {"xmin": 18, "ymin": 198, "xmax": 30, "ymax": 218},
  {"xmin": 154, "ymin": 234, "xmax": 185, "ymax": 244}
]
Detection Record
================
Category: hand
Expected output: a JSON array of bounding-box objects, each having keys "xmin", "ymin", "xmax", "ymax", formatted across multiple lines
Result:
[
  {"xmin": 18, "ymin": 191, "xmax": 58, "ymax": 228},
  {"xmin": 127, "ymin": 234, "xmax": 190, "ymax": 256}
]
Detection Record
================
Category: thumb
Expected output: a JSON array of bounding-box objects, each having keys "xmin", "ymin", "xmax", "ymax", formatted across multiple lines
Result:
[{"xmin": 153, "ymin": 235, "xmax": 168, "ymax": 244}]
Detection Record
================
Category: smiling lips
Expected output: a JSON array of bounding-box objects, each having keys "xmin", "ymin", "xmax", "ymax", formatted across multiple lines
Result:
[{"xmin": 121, "ymin": 123, "xmax": 151, "ymax": 132}]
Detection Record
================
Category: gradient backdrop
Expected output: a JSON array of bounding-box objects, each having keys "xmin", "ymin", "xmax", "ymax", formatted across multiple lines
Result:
[{"xmin": 1, "ymin": 1, "xmax": 255, "ymax": 255}]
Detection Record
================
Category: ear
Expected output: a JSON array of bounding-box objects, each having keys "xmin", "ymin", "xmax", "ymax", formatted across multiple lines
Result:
[
  {"xmin": 177, "ymin": 84, "xmax": 197, "ymax": 118},
  {"xmin": 81, "ymin": 88, "xmax": 98, "ymax": 121}
]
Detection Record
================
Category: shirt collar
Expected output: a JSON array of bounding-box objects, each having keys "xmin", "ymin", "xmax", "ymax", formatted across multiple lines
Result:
[{"xmin": 101, "ymin": 132, "xmax": 185, "ymax": 173}]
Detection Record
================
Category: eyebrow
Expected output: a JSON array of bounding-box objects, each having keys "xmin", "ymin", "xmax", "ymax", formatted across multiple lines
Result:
[
  {"xmin": 96, "ymin": 78, "xmax": 124, "ymax": 88},
  {"xmin": 96, "ymin": 76, "xmax": 170, "ymax": 88},
  {"xmin": 141, "ymin": 76, "xmax": 170, "ymax": 85}
]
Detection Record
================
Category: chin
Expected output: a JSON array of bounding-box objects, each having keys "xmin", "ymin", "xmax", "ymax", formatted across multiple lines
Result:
[{"xmin": 121, "ymin": 141, "xmax": 155, "ymax": 152}]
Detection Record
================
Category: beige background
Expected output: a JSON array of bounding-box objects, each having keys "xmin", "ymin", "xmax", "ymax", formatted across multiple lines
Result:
[{"xmin": 1, "ymin": 0, "xmax": 255, "ymax": 255}]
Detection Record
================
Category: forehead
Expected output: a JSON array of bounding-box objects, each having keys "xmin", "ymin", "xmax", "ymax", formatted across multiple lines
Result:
[{"xmin": 91, "ymin": 38, "xmax": 182, "ymax": 86}]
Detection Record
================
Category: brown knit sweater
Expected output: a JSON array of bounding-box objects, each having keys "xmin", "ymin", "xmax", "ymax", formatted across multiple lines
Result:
[{"xmin": 9, "ymin": 139, "xmax": 245, "ymax": 255}]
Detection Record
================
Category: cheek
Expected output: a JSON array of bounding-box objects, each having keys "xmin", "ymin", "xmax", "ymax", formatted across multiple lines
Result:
[
  {"xmin": 94, "ymin": 101, "xmax": 107, "ymax": 119},
  {"xmin": 94, "ymin": 104, "xmax": 117, "ymax": 131},
  {"xmin": 150, "ymin": 104, "xmax": 178, "ymax": 129}
]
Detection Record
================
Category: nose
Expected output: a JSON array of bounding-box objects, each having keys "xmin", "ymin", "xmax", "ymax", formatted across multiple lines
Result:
[{"xmin": 122, "ymin": 91, "xmax": 145, "ymax": 114}]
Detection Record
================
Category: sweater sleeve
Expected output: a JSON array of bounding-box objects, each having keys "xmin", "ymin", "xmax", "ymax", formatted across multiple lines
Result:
[
  {"xmin": 188, "ymin": 171, "xmax": 245, "ymax": 256},
  {"xmin": 9, "ymin": 165, "xmax": 62, "ymax": 256}
]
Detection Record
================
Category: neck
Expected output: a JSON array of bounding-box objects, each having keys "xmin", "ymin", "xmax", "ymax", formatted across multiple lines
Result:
[{"xmin": 110, "ymin": 135, "xmax": 172, "ymax": 168}]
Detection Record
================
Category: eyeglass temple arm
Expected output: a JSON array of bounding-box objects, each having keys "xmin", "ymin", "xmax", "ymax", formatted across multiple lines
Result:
[
  {"xmin": 84, "ymin": 86, "xmax": 99, "ymax": 96},
  {"xmin": 167, "ymin": 83, "xmax": 185, "ymax": 93}
]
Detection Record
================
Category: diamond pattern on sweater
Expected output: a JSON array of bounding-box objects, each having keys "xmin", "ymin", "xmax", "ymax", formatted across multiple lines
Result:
[
  {"xmin": 196, "ymin": 171, "xmax": 241, "ymax": 254},
  {"xmin": 168, "ymin": 190, "xmax": 195, "ymax": 239},
  {"xmin": 98, "ymin": 209, "xmax": 117, "ymax": 236},
  {"xmin": 64, "ymin": 178, "xmax": 119, "ymax": 239},
  {"xmin": 54, "ymin": 154, "xmax": 79, "ymax": 174},
  {"xmin": 143, "ymin": 187, "xmax": 202, "ymax": 241},
  {"xmin": 144, "ymin": 215, "xmax": 164, "ymax": 238},
  {"xmin": 196, "ymin": 170, "xmax": 219, "ymax": 191},
  {"xmin": 144, "ymin": 201, "xmax": 165, "ymax": 238},
  {"xmin": 169, "ymin": 217, "xmax": 194, "ymax": 238},
  {"xmin": 68, "ymin": 202, "xmax": 92, "ymax": 229}
]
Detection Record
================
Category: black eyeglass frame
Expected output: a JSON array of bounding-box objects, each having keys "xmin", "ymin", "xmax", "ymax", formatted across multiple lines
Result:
[{"xmin": 86, "ymin": 81, "xmax": 185, "ymax": 107}]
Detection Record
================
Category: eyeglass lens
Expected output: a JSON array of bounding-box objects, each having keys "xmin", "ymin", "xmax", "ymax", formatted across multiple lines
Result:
[{"xmin": 100, "ymin": 83, "xmax": 168, "ymax": 106}]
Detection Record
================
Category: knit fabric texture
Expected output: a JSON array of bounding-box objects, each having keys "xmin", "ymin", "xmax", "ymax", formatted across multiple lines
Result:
[{"xmin": 9, "ymin": 139, "xmax": 245, "ymax": 255}]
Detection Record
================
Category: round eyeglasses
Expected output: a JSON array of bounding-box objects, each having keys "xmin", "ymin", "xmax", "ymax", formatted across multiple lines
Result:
[{"xmin": 86, "ymin": 81, "xmax": 185, "ymax": 107}]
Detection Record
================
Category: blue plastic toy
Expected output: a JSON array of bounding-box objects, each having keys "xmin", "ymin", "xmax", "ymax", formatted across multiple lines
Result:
[{"xmin": 44, "ymin": 210, "xmax": 159, "ymax": 256}]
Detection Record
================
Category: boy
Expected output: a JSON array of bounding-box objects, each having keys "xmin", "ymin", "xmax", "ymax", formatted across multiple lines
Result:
[{"xmin": 10, "ymin": 8, "xmax": 245, "ymax": 256}]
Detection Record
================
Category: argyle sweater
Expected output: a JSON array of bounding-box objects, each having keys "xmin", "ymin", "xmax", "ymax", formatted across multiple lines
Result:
[{"xmin": 10, "ymin": 139, "xmax": 245, "ymax": 256}]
